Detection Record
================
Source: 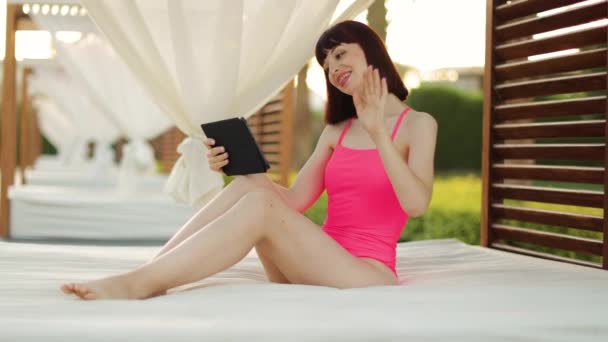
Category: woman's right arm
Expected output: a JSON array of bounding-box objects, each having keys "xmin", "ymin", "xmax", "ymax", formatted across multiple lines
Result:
[
  {"xmin": 271, "ymin": 125, "xmax": 336, "ymax": 213},
  {"xmin": 205, "ymin": 125, "xmax": 336, "ymax": 213}
]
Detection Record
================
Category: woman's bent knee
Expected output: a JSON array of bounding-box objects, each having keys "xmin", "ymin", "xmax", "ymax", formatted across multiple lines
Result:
[
  {"xmin": 233, "ymin": 175, "xmax": 274, "ymax": 193},
  {"xmin": 238, "ymin": 190, "xmax": 282, "ymax": 224}
]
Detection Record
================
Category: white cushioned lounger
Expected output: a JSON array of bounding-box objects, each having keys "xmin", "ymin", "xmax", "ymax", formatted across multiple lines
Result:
[
  {"xmin": 1, "ymin": 238, "xmax": 607, "ymax": 341},
  {"xmin": 8, "ymin": 185, "xmax": 194, "ymax": 240}
]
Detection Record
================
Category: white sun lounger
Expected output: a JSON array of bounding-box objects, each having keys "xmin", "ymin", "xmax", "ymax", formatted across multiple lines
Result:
[{"xmin": 8, "ymin": 184, "xmax": 194, "ymax": 240}]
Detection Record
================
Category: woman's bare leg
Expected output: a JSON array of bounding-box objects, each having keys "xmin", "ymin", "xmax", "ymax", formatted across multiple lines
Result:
[
  {"xmin": 153, "ymin": 174, "xmax": 289, "ymax": 287},
  {"xmin": 62, "ymin": 190, "xmax": 279, "ymax": 299},
  {"xmin": 61, "ymin": 189, "xmax": 397, "ymax": 300},
  {"xmin": 155, "ymin": 175, "xmax": 263, "ymax": 257}
]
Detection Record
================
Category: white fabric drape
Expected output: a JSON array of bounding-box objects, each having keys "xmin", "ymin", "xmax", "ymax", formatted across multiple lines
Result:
[
  {"xmin": 80, "ymin": 0, "xmax": 373, "ymax": 207},
  {"xmin": 33, "ymin": 13, "xmax": 176, "ymax": 191},
  {"xmin": 50, "ymin": 35, "xmax": 173, "ymax": 192},
  {"xmin": 28, "ymin": 67, "xmax": 121, "ymax": 168},
  {"xmin": 31, "ymin": 96, "xmax": 78, "ymax": 164}
]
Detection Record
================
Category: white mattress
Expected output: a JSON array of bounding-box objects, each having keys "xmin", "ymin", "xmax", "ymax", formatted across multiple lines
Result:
[
  {"xmin": 8, "ymin": 185, "xmax": 194, "ymax": 240},
  {"xmin": 1, "ymin": 238, "xmax": 607, "ymax": 341},
  {"xmin": 25, "ymin": 168, "xmax": 170, "ymax": 191},
  {"xmin": 25, "ymin": 169, "xmax": 119, "ymax": 188}
]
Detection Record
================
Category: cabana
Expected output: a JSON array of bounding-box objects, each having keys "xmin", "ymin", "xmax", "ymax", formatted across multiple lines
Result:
[
  {"xmin": 0, "ymin": 1, "xmax": 297, "ymax": 240},
  {"xmin": 1, "ymin": 6, "xmax": 196, "ymax": 240},
  {"xmin": 1, "ymin": 0, "xmax": 607, "ymax": 340}
]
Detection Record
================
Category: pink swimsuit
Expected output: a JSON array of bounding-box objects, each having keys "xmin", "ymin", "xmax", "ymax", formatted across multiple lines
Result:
[{"xmin": 322, "ymin": 107, "xmax": 411, "ymax": 277}]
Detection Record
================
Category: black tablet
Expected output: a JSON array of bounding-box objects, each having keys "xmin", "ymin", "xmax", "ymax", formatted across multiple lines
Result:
[{"xmin": 201, "ymin": 117, "xmax": 270, "ymax": 176}]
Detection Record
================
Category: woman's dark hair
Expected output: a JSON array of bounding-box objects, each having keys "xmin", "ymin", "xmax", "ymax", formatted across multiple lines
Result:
[{"xmin": 315, "ymin": 20, "xmax": 408, "ymax": 125}]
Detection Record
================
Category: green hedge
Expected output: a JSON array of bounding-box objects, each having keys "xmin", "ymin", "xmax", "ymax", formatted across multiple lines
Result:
[{"xmin": 405, "ymin": 84, "xmax": 483, "ymax": 171}]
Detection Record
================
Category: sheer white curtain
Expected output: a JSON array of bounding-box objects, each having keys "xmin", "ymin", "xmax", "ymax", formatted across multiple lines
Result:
[
  {"xmin": 28, "ymin": 68, "xmax": 121, "ymax": 169},
  {"xmin": 32, "ymin": 13, "xmax": 175, "ymax": 182},
  {"xmin": 30, "ymin": 96, "xmax": 78, "ymax": 164},
  {"xmin": 80, "ymin": 0, "xmax": 372, "ymax": 207},
  {"xmin": 50, "ymin": 34, "xmax": 175, "ymax": 191}
]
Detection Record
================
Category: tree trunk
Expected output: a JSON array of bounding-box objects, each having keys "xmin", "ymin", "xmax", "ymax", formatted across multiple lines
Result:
[
  {"xmin": 367, "ymin": 0, "xmax": 387, "ymax": 42},
  {"xmin": 292, "ymin": 64, "xmax": 313, "ymax": 169}
]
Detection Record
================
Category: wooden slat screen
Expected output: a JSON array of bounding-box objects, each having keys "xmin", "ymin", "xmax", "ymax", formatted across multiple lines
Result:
[
  {"xmin": 246, "ymin": 80, "xmax": 294, "ymax": 186},
  {"xmin": 482, "ymin": 0, "xmax": 607, "ymax": 269},
  {"xmin": 152, "ymin": 81, "xmax": 294, "ymax": 186}
]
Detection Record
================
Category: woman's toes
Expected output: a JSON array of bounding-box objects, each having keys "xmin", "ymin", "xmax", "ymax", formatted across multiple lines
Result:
[
  {"xmin": 61, "ymin": 283, "xmax": 75, "ymax": 294},
  {"xmin": 78, "ymin": 285, "xmax": 89, "ymax": 297},
  {"xmin": 82, "ymin": 291, "xmax": 96, "ymax": 300}
]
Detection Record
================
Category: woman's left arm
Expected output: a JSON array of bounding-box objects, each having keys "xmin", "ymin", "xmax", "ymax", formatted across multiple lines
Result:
[{"xmin": 371, "ymin": 114, "xmax": 437, "ymax": 217}]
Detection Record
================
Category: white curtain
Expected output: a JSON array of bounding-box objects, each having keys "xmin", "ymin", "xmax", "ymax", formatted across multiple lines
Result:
[
  {"xmin": 49, "ymin": 35, "xmax": 174, "ymax": 192},
  {"xmin": 28, "ymin": 67, "xmax": 121, "ymax": 169},
  {"xmin": 32, "ymin": 14, "xmax": 175, "ymax": 184},
  {"xmin": 30, "ymin": 96, "xmax": 78, "ymax": 164},
  {"xmin": 80, "ymin": 0, "xmax": 372, "ymax": 207}
]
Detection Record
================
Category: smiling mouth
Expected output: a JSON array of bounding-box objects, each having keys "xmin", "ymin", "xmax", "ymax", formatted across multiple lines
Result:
[{"xmin": 336, "ymin": 72, "xmax": 351, "ymax": 87}]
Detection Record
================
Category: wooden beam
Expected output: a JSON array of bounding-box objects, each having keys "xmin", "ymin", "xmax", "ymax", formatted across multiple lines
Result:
[
  {"xmin": 494, "ymin": 96, "xmax": 606, "ymax": 121},
  {"xmin": 495, "ymin": 0, "xmax": 587, "ymax": 23},
  {"xmin": 0, "ymin": 4, "xmax": 19, "ymax": 239},
  {"xmin": 603, "ymin": 16, "xmax": 608, "ymax": 270},
  {"xmin": 481, "ymin": 0, "xmax": 498, "ymax": 247},
  {"xmin": 493, "ymin": 224, "xmax": 603, "ymax": 256},
  {"xmin": 19, "ymin": 68, "xmax": 32, "ymax": 184},
  {"xmin": 495, "ymin": 0, "xmax": 607, "ymax": 42},
  {"xmin": 16, "ymin": 17, "xmax": 37, "ymax": 31},
  {"xmin": 279, "ymin": 80, "xmax": 294, "ymax": 187}
]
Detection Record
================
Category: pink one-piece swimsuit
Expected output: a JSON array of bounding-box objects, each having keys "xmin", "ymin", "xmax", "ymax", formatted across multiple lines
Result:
[{"xmin": 322, "ymin": 107, "xmax": 411, "ymax": 278}]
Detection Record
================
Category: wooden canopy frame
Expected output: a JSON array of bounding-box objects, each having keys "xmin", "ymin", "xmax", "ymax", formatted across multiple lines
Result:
[{"xmin": 482, "ymin": 0, "xmax": 607, "ymax": 269}]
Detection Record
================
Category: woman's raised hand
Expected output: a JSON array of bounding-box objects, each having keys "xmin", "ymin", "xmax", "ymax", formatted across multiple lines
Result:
[
  {"xmin": 352, "ymin": 65, "xmax": 388, "ymax": 136},
  {"xmin": 204, "ymin": 138, "xmax": 229, "ymax": 173}
]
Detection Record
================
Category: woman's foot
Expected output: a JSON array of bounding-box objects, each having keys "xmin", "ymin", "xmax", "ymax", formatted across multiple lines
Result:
[{"xmin": 61, "ymin": 275, "xmax": 145, "ymax": 300}]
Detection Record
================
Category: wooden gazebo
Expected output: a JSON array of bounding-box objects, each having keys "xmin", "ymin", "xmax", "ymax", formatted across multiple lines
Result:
[{"xmin": 0, "ymin": 2, "xmax": 294, "ymax": 239}]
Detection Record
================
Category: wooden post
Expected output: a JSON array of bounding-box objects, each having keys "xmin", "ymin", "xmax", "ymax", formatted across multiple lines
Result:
[
  {"xmin": 279, "ymin": 80, "xmax": 294, "ymax": 187},
  {"xmin": 19, "ymin": 68, "xmax": 32, "ymax": 184},
  {"xmin": 603, "ymin": 5, "xmax": 608, "ymax": 270},
  {"xmin": 480, "ymin": 0, "xmax": 497, "ymax": 247},
  {"xmin": 0, "ymin": 4, "xmax": 18, "ymax": 239}
]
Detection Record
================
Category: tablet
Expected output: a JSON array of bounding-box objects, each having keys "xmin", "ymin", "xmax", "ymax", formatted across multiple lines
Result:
[{"xmin": 201, "ymin": 117, "xmax": 270, "ymax": 176}]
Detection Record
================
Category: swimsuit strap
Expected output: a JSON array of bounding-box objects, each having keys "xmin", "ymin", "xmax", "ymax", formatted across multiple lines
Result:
[
  {"xmin": 337, "ymin": 118, "xmax": 354, "ymax": 146},
  {"xmin": 390, "ymin": 107, "xmax": 412, "ymax": 140}
]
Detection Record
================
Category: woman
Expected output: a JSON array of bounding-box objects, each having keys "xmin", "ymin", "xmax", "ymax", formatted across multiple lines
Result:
[{"xmin": 61, "ymin": 20, "xmax": 437, "ymax": 300}]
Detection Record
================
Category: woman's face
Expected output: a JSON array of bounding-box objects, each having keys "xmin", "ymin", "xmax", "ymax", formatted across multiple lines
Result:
[{"xmin": 323, "ymin": 43, "xmax": 368, "ymax": 96}]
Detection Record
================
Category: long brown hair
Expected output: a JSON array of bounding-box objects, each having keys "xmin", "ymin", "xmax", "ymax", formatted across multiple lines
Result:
[{"xmin": 315, "ymin": 20, "xmax": 408, "ymax": 125}]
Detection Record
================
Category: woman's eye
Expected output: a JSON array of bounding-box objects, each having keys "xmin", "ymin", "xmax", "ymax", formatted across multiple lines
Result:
[{"xmin": 336, "ymin": 51, "xmax": 344, "ymax": 59}]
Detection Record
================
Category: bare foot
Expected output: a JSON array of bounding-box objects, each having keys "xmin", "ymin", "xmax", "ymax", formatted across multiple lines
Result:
[
  {"xmin": 150, "ymin": 289, "xmax": 167, "ymax": 297},
  {"xmin": 61, "ymin": 275, "xmax": 143, "ymax": 300}
]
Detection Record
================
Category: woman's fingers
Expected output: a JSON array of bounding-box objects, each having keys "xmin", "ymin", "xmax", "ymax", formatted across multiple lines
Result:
[
  {"xmin": 204, "ymin": 141, "xmax": 229, "ymax": 172},
  {"xmin": 211, "ymin": 152, "xmax": 228, "ymax": 164},
  {"xmin": 364, "ymin": 65, "xmax": 372, "ymax": 100},
  {"xmin": 212, "ymin": 158, "xmax": 229, "ymax": 171},
  {"xmin": 203, "ymin": 138, "xmax": 215, "ymax": 149},
  {"xmin": 373, "ymin": 69, "xmax": 381, "ymax": 97},
  {"xmin": 206, "ymin": 146, "xmax": 225, "ymax": 158},
  {"xmin": 382, "ymin": 77, "xmax": 388, "ymax": 98}
]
